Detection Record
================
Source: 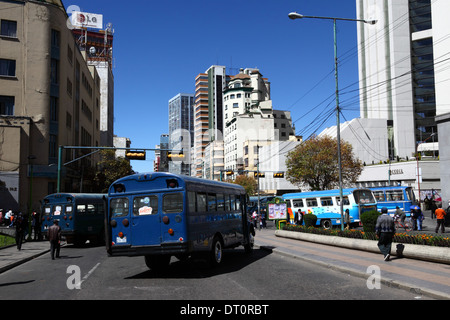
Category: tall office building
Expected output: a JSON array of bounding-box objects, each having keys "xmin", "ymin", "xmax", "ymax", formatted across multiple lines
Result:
[
  {"xmin": 357, "ymin": 0, "xmax": 450, "ymax": 159},
  {"xmin": 169, "ymin": 94, "xmax": 194, "ymax": 175}
]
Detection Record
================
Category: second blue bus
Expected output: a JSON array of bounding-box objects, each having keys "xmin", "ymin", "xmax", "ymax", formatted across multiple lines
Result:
[
  {"xmin": 282, "ymin": 188, "xmax": 377, "ymax": 229},
  {"xmin": 41, "ymin": 193, "xmax": 107, "ymax": 246},
  {"xmin": 369, "ymin": 186, "xmax": 416, "ymax": 216}
]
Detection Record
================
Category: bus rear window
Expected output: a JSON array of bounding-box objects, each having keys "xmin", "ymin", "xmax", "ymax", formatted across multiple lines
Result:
[
  {"xmin": 163, "ymin": 193, "xmax": 183, "ymax": 213},
  {"xmin": 133, "ymin": 196, "xmax": 158, "ymax": 215},
  {"xmin": 110, "ymin": 198, "xmax": 129, "ymax": 217},
  {"xmin": 354, "ymin": 190, "xmax": 376, "ymax": 204}
]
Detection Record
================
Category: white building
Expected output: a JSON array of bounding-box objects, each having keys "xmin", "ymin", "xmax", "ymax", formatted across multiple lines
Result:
[
  {"xmin": 223, "ymin": 68, "xmax": 297, "ymax": 181},
  {"xmin": 357, "ymin": 0, "xmax": 450, "ymax": 160}
]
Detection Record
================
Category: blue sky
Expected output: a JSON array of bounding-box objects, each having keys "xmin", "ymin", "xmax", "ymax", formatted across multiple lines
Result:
[{"xmin": 66, "ymin": 0, "xmax": 363, "ymax": 173}]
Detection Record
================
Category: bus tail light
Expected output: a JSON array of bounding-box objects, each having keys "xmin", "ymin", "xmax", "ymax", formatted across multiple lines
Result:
[
  {"xmin": 118, "ymin": 232, "xmax": 124, "ymax": 238},
  {"xmin": 168, "ymin": 229, "xmax": 174, "ymax": 236}
]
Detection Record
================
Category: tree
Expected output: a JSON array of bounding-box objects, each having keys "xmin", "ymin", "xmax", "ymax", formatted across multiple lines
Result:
[
  {"xmin": 232, "ymin": 174, "xmax": 258, "ymax": 196},
  {"xmin": 285, "ymin": 135, "xmax": 363, "ymax": 191},
  {"xmin": 93, "ymin": 149, "xmax": 135, "ymax": 193}
]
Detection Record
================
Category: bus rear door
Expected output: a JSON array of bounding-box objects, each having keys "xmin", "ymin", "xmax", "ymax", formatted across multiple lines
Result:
[{"xmin": 130, "ymin": 195, "xmax": 161, "ymax": 246}]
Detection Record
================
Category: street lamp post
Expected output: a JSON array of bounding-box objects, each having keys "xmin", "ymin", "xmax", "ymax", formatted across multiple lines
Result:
[{"xmin": 288, "ymin": 12, "xmax": 376, "ymax": 230}]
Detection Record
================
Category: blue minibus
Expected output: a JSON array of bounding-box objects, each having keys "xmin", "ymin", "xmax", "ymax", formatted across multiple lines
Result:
[
  {"xmin": 282, "ymin": 188, "xmax": 377, "ymax": 229},
  {"xmin": 106, "ymin": 172, "xmax": 253, "ymax": 271}
]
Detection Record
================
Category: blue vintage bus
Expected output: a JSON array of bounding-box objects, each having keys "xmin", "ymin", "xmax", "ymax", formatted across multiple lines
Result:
[
  {"xmin": 106, "ymin": 172, "xmax": 253, "ymax": 271},
  {"xmin": 369, "ymin": 186, "xmax": 416, "ymax": 216},
  {"xmin": 282, "ymin": 188, "xmax": 377, "ymax": 229},
  {"xmin": 41, "ymin": 193, "xmax": 106, "ymax": 245}
]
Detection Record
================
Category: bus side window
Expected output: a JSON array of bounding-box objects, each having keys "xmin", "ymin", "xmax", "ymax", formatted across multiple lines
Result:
[
  {"xmin": 208, "ymin": 193, "xmax": 217, "ymax": 211},
  {"xmin": 163, "ymin": 193, "xmax": 183, "ymax": 213},
  {"xmin": 188, "ymin": 191, "xmax": 196, "ymax": 213},
  {"xmin": 337, "ymin": 197, "xmax": 350, "ymax": 206},
  {"xmin": 97, "ymin": 203, "xmax": 104, "ymax": 214},
  {"xmin": 306, "ymin": 198, "xmax": 318, "ymax": 207},
  {"xmin": 197, "ymin": 193, "xmax": 207, "ymax": 212},
  {"xmin": 374, "ymin": 191, "xmax": 385, "ymax": 202},
  {"xmin": 321, "ymin": 197, "xmax": 333, "ymax": 206},
  {"xmin": 217, "ymin": 193, "xmax": 225, "ymax": 211},
  {"xmin": 235, "ymin": 195, "xmax": 241, "ymax": 211},
  {"xmin": 225, "ymin": 194, "xmax": 231, "ymax": 211},
  {"xmin": 293, "ymin": 199, "xmax": 303, "ymax": 207},
  {"xmin": 230, "ymin": 195, "xmax": 236, "ymax": 211}
]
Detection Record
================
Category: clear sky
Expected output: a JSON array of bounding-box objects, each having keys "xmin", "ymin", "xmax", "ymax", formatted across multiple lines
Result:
[{"xmin": 65, "ymin": 0, "xmax": 364, "ymax": 173}]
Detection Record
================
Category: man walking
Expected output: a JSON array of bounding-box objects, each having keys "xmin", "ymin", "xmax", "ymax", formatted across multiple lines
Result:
[
  {"xmin": 434, "ymin": 204, "xmax": 446, "ymax": 234},
  {"xmin": 375, "ymin": 207, "xmax": 395, "ymax": 261},
  {"xmin": 48, "ymin": 219, "xmax": 61, "ymax": 260}
]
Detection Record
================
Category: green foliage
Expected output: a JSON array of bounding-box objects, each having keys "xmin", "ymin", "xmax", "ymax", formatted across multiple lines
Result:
[
  {"xmin": 303, "ymin": 214, "xmax": 317, "ymax": 227},
  {"xmin": 285, "ymin": 135, "xmax": 363, "ymax": 191},
  {"xmin": 93, "ymin": 150, "xmax": 135, "ymax": 193},
  {"xmin": 0, "ymin": 235, "xmax": 15, "ymax": 248},
  {"xmin": 360, "ymin": 210, "xmax": 380, "ymax": 233},
  {"xmin": 232, "ymin": 175, "xmax": 258, "ymax": 196}
]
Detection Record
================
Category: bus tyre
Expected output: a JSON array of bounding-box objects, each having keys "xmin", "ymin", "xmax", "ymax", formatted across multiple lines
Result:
[
  {"xmin": 321, "ymin": 219, "xmax": 332, "ymax": 230},
  {"xmin": 145, "ymin": 255, "xmax": 171, "ymax": 272},
  {"xmin": 244, "ymin": 233, "xmax": 254, "ymax": 254},
  {"xmin": 210, "ymin": 236, "xmax": 223, "ymax": 267}
]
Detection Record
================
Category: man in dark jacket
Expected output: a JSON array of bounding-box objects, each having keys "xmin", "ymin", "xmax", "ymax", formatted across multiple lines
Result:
[
  {"xmin": 48, "ymin": 220, "xmax": 61, "ymax": 260},
  {"xmin": 375, "ymin": 207, "xmax": 395, "ymax": 261}
]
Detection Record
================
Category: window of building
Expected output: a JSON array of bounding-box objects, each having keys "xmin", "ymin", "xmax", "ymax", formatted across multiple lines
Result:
[
  {"xmin": 50, "ymin": 97, "xmax": 58, "ymax": 122},
  {"xmin": 66, "ymin": 112, "xmax": 72, "ymax": 128},
  {"xmin": 0, "ymin": 59, "xmax": 16, "ymax": 77},
  {"xmin": 0, "ymin": 20, "xmax": 17, "ymax": 38},
  {"xmin": 49, "ymin": 134, "xmax": 57, "ymax": 158},
  {"xmin": 50, "ymin": 59, "xmax": 58, "ymax": 84},
  {"xmin": 0, "ymin": 96, "xmax": 14, "ymax": 115},
  {"xmin": 51, "ymin": 29, "xmax": 60, "ymax": 48}
]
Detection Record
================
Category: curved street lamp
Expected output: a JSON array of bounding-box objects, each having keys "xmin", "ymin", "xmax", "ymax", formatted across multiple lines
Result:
[{"xmin": 288, "ymin": 11, "xmax": 377, "ymax": 230}]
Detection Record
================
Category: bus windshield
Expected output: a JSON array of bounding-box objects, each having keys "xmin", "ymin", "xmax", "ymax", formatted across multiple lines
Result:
[{"xmin": 353, "ymin": 189, "xmax": 376, "ymax": 204}]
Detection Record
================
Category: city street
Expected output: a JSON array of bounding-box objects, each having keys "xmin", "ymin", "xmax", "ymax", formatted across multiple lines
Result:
[{"xmin": 0, "ymin": 239, "xmax": 432, "ymax": 302}]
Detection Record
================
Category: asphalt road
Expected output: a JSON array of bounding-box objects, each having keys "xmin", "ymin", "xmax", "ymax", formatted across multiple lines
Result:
[{"xmin": 0, "ymin": 243, "xmax": 431, "ymax": 302}]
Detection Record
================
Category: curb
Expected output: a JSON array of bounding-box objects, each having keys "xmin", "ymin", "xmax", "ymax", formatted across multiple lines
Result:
[
  {"xmin": 275, "ymin": 230, "xmax": 450, "ymax": 265},
  {"xmin": 0, "ymin": 248, "xmax": 50, "ymax": 274}
]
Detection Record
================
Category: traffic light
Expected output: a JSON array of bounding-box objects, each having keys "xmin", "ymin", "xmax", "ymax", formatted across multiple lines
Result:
[
  {"xmin": 254, "ymin": 172, "xmax": 265, "ymax": 178},
  {"xmin": 167, "ymin": 151, "xmax": 184, "ymax": 161},
  {"xmin": 125, "ymin": 150, "xmax": 146, "ymax": 160},
  {"xmin": 273, "ymin": 172, "xmax": 284, "ymax": 178}
]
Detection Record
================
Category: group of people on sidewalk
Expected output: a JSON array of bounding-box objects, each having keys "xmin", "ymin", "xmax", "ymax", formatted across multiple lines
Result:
[{"xmin": 376, "ymin": 204, "xmax": 447, "ymax": 261}]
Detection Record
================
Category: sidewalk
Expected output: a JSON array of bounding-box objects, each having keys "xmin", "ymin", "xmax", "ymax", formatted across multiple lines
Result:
[
  {"xmin": 254, "ymin": 227, "xmax": 450, "ymax": 300},
  {"xmin": 0, "ymin": 227, "xmax": 50, "ymax": 273}
]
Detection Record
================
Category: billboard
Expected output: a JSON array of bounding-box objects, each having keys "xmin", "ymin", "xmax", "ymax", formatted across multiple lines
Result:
[{"xmin": 71, "ymin": 11, "xmax": 103, "ymax": 29}]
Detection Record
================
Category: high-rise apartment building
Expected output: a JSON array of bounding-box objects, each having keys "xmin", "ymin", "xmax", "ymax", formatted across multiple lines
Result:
[
  {"xmin": 193, "ymin": 66, "xmax": 231, "ymax": 177},
  {"xmin": 357, "ymin": 0, "xmax": 450, "ymax": 159},
  {"xmin": 169, "ymin": 93, "xmax": 194, "ymax": 175}
]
